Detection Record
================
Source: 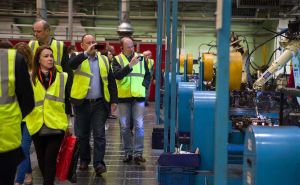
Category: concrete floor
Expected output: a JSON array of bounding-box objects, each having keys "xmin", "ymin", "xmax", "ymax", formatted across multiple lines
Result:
[{"xmin": 29, "ymin": 102, "xmax": 162, "ymax": 185}]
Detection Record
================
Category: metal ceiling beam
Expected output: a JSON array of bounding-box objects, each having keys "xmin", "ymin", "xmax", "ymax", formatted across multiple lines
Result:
[{"xmin": 0, "ymin": 12, "xmax": 290, "ymax": 22}]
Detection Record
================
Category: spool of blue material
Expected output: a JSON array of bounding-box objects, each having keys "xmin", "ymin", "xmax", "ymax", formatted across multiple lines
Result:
[
  {"xmin": 243, "ymin": 126, "xmax": 300, "ymax": 185},
  {"xmin": 177, "ymin": 82, "xmax": 196, "ymax": 133},
  {"xmin": 191, "ymin": 91, "xmax": 216, "ymax": 170}
]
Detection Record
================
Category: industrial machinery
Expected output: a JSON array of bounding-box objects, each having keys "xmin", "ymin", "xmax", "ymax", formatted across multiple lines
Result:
[
  {"xmin": 187, "ymin": 27, "xmax": 296, "ymax": 185},
  {"xmin": 240, "ymin": 19, "xmax": 300, "ymax": 185},
  {"xmin": 158, "ymin": 0, "xmax": 300, "ymax": 184}
]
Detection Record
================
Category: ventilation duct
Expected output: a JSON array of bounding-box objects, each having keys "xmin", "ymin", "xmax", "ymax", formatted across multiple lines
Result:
[
  {"xmin": 117, "ymin": 0, "xmax": 133, "ymax": 38},
  {"xmin": 117, "ymin": 22, "xmax": 134, "ymax": 38},
  {"xmin": 36, "ymin": 0, "xmax": 47, "ymax": 20}
]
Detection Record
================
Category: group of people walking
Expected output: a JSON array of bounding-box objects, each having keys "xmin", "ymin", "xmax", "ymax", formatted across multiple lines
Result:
[{"xmin": 0, "ymin": 19, "xmax": 153, "ymax": 185}]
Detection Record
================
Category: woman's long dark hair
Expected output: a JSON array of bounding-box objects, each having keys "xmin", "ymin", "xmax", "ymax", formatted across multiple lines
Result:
[{"xmin": 31, "ymin": 45, "xmax": 56, "ymax": 85}]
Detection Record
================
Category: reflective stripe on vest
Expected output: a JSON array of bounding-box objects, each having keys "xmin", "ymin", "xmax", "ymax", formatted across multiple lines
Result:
[
  {"xmin": 29, "ymin": 40, "xmax": 63, "ymax": 71},
  {"xmin": 25, "ymin": 72, "xmax": 68, "ymax": 136},
  {"xmin": 115, "ymin": 53, "xmax": 145, "ymax": 98},
  {"xmin": 0, "ymin": 49, "xmax": 22, "ymax": 153},
  {"xmin": 71, "ymin": 53, "xmax": 110, "ymax": 102},
  {"xmin": 0, "ymin": 50, "xmax": 16, "ymax": 104}
]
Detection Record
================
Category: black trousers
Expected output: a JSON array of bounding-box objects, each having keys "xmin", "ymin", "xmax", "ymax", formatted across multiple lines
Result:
[
  {"xmin": 0, "ymin": 147, "xmax": 24, "ymax": 185},
  {"xmin": 32, "ymin": 133, "xmax": 64, "ymax": 185}
]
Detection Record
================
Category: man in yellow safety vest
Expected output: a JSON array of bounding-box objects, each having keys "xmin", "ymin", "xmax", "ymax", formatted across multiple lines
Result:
[{"xmin": 112, "ymin": 37, "xmax": 150, "ymax": 164}]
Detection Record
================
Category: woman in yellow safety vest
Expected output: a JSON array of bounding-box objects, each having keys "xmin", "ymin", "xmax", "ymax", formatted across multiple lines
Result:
[{"xmin": 24, "ymin": 45, "xmax": 71, "ymax": 185}]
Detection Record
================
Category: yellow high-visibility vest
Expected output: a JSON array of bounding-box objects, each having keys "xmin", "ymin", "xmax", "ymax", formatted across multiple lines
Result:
[
  {"xmin": 71, "ymin": 53, "xmax": 111, "ymax": 102},
  {"xmin": 147, "ymin": 58, "xmax": 154, "ymax": 71},
  {"xmin": 0, "ymin": 49, "xmax": 22, "ymax": 152},
  {"xmin": 25, "ymin": 72, "xmax": 68, "ymax": 136},
  {"xmin": 114, "ymin": 53, "xmax": 145, "ymax": 98},
  {"xmin": 29, "ymin": 39, "xmax": 64, "ymax": 72}
]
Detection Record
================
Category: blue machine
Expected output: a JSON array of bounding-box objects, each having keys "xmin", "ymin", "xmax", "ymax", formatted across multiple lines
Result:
[
  {"xmin": 243, "ymin": 126, "xmax": 300, "ymax": 185},
  {"xmin": 177, "ymin": 82, "xmax": 197, "ymax": 133},
  {"xmin": 191, "ymin": 91, "xmax": 216, "ymax": 170},
  {"xmin": 190, "ymin": 91, "xmax": 243, "ymax": 185}
]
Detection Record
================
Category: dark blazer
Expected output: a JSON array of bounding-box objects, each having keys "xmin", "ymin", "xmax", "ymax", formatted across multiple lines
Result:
[{"xmin": 69, "ymin": 52, "xmax": 118, "ymax": 110}]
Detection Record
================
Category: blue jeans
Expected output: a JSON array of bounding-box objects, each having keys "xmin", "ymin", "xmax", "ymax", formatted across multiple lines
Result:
[
  {"xmin": 74, "ymin": 100, "xmax": 108, "ymax": 168},
  {"xmin": 118, "ymin": 101, "xmax": 145, "ymax": 156},
  {"xmin": 15, "ymin": 123, "xmax": 32, "ymax": 184}
]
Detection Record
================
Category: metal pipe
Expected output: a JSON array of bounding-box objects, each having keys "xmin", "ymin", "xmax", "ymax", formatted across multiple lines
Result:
[
  {"xmin": 68, "ymin": 0, "xmax": 73, "ymax": 44},
  {"xmin": 121, "ymin": 0, "xmax": 130, "ymax": 22},
  {"xmin": 163, "ymin": 0, "xmax": 171, "ymax": 152},
  {"xmin": 170, "ymin": 0, "xmax": 178, "ymax": 153},
  {"xmin": 280, "ymin": 87, "xmax": 300, "ymax": 97},
  {"xmin": 119, "ymin": 0, "xmax": 122, "ymax": 23},
  {"xmin": 118, "ymin": 0, "xmax": 133, "ymax": 37},
  {"xmin": 181, "ymin": 23, "xmax": 185, "ymax": 50},
  {"xmin": 183, "ymin": 58, "xmax": 187, "ymax": 81},
  {"xmin": 214, "ymin": 0, "xmax": 231, "ymax": 184},
  {"xmin": 36, "ymin": 0, "xmax": 47, "ymax": 20},
  {"xmin": 155, "ymin": 0, "xmax": 163, "ymax": 124},
  {"xmin": 162, "ymin": 0, "xmax": 166, "ymax": 38},
  {"xmin": 198, "ymin": 60, "xmax": 204, "ymax": 90}
]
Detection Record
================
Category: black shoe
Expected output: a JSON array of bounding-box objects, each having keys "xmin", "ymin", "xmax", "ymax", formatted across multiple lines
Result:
[
  {"xmin": 134, "ymin": 155, "xmax": 146, "ymax": 164},
  {"xmin": 122, "ymin": 154, "xmax": 133, "ymax": 163},
  {"xmin": 79, "ymin": 161, "xmax": 89, "ymax": 171},
  {"xmin": 95, "ymin": 164, "xmax": 107, "ymax": 176},
  {"xmin": 145, "ymin": 102, "xmax": 149, "ymax": 107}
]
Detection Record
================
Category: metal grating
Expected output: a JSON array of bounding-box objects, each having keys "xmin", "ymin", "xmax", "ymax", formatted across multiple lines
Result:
[
  {"xmin": 232, "ymin": 7, "xmax": 256, "ymax": 17},
  {"xmin": 237, "ymin": 0, "xmax": 280, "ymax": 8}
]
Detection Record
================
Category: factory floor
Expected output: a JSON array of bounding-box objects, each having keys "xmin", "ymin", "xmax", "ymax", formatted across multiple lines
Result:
[{"xmin": 29, "ymin": 102, "xmax": 162, "ymax": 185}]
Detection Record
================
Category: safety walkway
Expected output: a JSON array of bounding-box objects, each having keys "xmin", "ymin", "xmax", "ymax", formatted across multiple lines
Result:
[{"xmin": 30, "ymin": 102, "xmax": 162, "ymax": 185}]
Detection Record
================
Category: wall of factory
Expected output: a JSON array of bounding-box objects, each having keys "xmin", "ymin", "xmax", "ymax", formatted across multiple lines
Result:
[{"xmin": 181, "ymin": 20, "xmax": 278, "ymax": 75}]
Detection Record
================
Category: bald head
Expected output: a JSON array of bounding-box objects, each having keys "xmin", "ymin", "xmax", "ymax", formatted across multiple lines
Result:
[
  {"xmin": 81, "ymin": 34, "xmax": 97, "ymax": 56},
  {"xmin": 143, "ymin": 50, "xmax": 152, "ymax": 61},
  {"xmin": 33, "ymin": 19, "xmax": 50, "ymax": 44},
  {"xmin": 121, "ymin": 37, "xmax": 134, "ymax": 56}
]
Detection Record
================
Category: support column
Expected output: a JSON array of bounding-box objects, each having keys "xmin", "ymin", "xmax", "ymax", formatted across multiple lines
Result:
[
  {"xmin": 170, "ymin": 0, "xmax": 178, "ymax": 153},
  {"xmin": 155, "ymin": 0, "xmax": 163, "ymax": 124},
  {"xmin": 214, "ymin": 0, "xmax": 232, "ymax": 185}
]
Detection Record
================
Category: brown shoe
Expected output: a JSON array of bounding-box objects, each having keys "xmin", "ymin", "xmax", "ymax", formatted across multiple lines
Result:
[{"xmin": 79, "ymin": 161, "xmax": 89, "ymax": 171}]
